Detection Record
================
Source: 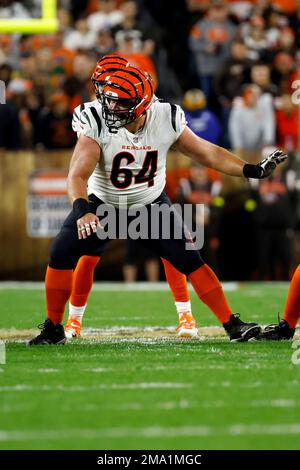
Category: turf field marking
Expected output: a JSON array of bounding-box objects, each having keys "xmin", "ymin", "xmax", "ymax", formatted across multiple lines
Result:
[
  {"xmin": 0, "ymin": 325, "xmax": 225, "ymax": 341},
  {"xmin": 228, "ymin": 424, "xmax": 300, "ymax": 436},
  {"xmin": 1, "ymin": 324, "xmax": 298, "ymax": 342},
  {"xmin": 0, "ymin": 382, "xmax": 192, "ymax": 392},
  {"xmin": 37, "ymin": 368, "xmax": 59, "ymax": 373},
  {"xmin": 117, "ymin": 400, "xmax": 191, "ymax": 411},
  {"xmin": 67, "ymin": 398, "xmax": 300, "ymax": 412},
  {"xmin": 1, "ymin": 423, "xmax": 300, "ymax": 441},
  {"xmin": 251, "ymin": 399, "xmax": 297, "ymax": 408},
  {"xmin": 0, "ymin": 404, "xmax": 33, "ymax": 413},
  {"xmin": 0, "ymin": 281, "xmax": 239, "ymax": 291}
]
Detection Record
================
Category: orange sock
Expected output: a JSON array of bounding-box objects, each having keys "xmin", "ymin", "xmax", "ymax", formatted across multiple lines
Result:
[
  {"xmin": 46, "ymin": 266, "xmax": 73, "ymax": 325},
  {"xmin": 70, "ymin": 256, "xmax": 100, "ymax": 307},
  {"xmin": 283, "ymin": 264, "xmax": 300, "ymax": 328},
  {"xmin": 189, "ymin": 264, "xmax": 232, "ymax": 324},
  {"xmin": 161, "ymin": 258, "xmax": 190, "ymax": 302}
]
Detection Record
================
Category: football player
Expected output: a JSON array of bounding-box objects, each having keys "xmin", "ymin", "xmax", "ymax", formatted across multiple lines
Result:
[
  {"xmin": 29, "ymin": 63, "xmax": 287, "ymax": 346},
  {"xmin": 259, "ymin": 265, "xmax": 299, "ymax": 340},
  {"xmin": 65, "ymin": 54, "xmax": 198, "ymax": 339}
]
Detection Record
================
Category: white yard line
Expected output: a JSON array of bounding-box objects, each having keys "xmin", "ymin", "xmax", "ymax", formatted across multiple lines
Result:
[
  {"xmin": 0, "ymin": 382, "xmax": 192, "ymax": 392},
  {"xmin": 0, "ymin": 423, "xmax": 300, "ymax": 441},
  {"xmin": 0, "ymin": 281, "xmax": 239, "ymax": 292},
  {"xmin": 0, "ymin": 325, "xmax": 227, "ymax": 341}
]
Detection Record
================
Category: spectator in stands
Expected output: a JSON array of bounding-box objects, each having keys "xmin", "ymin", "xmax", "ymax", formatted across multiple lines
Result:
[
  {"xmin": 0, "ymin": 62, "xmax": 12, "ymax": 87},
  {"xmin": 114, "ymin": 1, "xmax": 176, "ymax": 98},
  {"xmin": 251, "ymin": 165, "xmax": 295, "ymax": 280},
  {"xmin": 70, "ymin": 0, "xmax": 89, "ymax": 22},
  {"xmin": 6, "ymin": 78, "xmax": 34, "ymax": 148},
  {"xmin": 242, "ymin": 15, "xmax": 271, "ymax": 62},
  {"xmin": 63, "ymin": 52, "xmax": 94, "ymax": 110},
  {"xmin": 0, "ymin": 0, "xmax": 31, "ymax": 19},
  {"xmin": 0, "ymin": 103, "xmax": 21, "ymax": 149},
  {"xmin": 214, "ymin": 39, "xmax": 253, "ymax": 145},
  {"xmin": 214, "ymin": 40, "xmax": 253, "ymax": 106},
  {"xmin": 229, "ymin": 84, "xmax": 275, "ymax": 163},
  {"xmin": 87, "ymin": 0, "xmax": 123, "ymax": 33},
  {"xmin": 19, "ymin": 52, "xmax": 37, "ymax": 81},
  {"xmin": 35, "ymin": 92, "xmax": 76, "ymax": 150},
  {"xmin": 278, "ymin": 26, "xmax": 296, "ymax": 55},
  {"xmin": 63, "ymin": 16, "xmax": 97, "ymax": 51},
  {"xmin": 51, "ymin": 31, "xmax": 77, "ymax": 77},
  {"xmin": 0, "ymin": 35, "xmax": 11, "ymax": 65},
  {"xmin": 92, "ymin": 28, "xmax": 116, "ymax": 57},
  {"xmin": 189, "ymin": 1, "xmax": 236, "ymax": 110},
  {"xmin": 177, "ymin": 162, "xmax": 221, "ymax": 270},
  {"xmin": 116, "ymin": 30, "xmax": 157, "ymax": 87},
  {"xmin": 183, "ymin": 88, "xmax": 222, "ymax": 144},
  {"xmin": 264, "ymin": 4, "xmax": 288, "ymax": 48},
  {"xmin": 271, "ymin": 51, "xmax": 295, "ymax": 93},
  {"xmin": 112, "ymin": 0, "xmax": 160, "ymax": 52},
  {"xmin": 276, "ymin": 93, "xmax": 299, "ymax": 153},
  {"xmin": 250, "ymin": 62, "xmax": 278, "ymax": 96},
  {"xmin": 57, "ymin": 8, "xmax": 73, "ymax": 41},
  {"xmin": 227, "ymin": 0, "xmax": 254, "ymax": 21}
]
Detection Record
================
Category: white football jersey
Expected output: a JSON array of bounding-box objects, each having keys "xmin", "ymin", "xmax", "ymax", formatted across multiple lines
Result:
[{"xmin": 72, "ymin": 99, "xmax": 186, "ymax": 208}]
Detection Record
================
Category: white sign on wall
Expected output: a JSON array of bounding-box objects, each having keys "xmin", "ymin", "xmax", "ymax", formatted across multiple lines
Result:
[{"xmin": 27, "ymin": 169, "xmax": 71, "ymax": 238}]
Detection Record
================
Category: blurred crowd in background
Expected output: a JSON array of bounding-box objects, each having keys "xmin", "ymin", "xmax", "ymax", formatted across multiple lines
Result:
[{"xmin": 1, "ymin": 0, "xmax": 300, "ymax": 281}]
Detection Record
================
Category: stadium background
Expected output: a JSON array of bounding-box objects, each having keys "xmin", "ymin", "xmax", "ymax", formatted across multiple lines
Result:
[
  {"xmin": 0, "ymin": 0, "xmax": 300, "ymax": 282},
  {"xmin": 1, "ymin": 1, "xmax": 300, "ymax": 453}
]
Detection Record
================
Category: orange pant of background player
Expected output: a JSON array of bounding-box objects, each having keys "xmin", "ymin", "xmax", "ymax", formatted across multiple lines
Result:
[
  {"xmin": 46, "ymin": 256, "xmax": 232, "ymax": 326},
  {"xmin": 282, "ymin": 264, "xmax": 300, "ymax": 328}
]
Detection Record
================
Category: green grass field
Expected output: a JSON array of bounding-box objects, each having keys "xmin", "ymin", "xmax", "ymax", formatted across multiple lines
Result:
[{"xmin": 0, "ymin": 282, "xmax": 300, "ymax": 450}]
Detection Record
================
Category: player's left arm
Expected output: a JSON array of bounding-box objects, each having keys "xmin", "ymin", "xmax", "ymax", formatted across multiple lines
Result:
[{"xmin": 175, "ymin": 126, "xmax": 287, "ymax": 179}]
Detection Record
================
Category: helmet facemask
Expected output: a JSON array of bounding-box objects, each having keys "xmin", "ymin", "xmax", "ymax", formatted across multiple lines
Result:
[{"xmin": 100, "ymin": 87, "xmax": 140, "ymax": 131}]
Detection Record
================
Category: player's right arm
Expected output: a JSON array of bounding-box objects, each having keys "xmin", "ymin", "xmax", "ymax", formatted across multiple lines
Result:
[{"xmin": 68, "ymin": 134, "xmax": 101, "ymax": 239}]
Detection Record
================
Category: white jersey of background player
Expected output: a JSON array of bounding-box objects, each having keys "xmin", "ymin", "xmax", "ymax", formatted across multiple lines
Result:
[{"xmin": 72, "ymin": 98, "xmax": 186, "ymax": 208}]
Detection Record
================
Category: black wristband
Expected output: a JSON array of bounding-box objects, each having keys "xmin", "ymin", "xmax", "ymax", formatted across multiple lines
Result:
[
  {"xmin": 73, "ymin": 198, "xmax": 90, "ymax": 219},
  {"xmin": 243, "ymin": 164, "xmax": 263, "ymax": 179}
]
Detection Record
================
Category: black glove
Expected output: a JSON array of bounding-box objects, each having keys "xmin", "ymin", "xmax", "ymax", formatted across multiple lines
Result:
[{"xmin": 243, "ymin": 150, "xmax": 288, "ymax": 179}]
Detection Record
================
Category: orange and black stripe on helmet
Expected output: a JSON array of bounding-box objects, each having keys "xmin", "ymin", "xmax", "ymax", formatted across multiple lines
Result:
[
  {"xmin": 91, "ymin": 54, "xmax": 129, "ymax": 99},
  {"xmin": 100, "ymin": 65, "xmax": 154, "ymax": 131}
]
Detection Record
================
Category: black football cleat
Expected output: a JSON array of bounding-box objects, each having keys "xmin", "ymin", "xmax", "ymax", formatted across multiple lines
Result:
[
  {"xmin": 258, "ymin": 319, "xmax": 295, "ymax": 341},
  {"xmin": 223, "ymin": 314, "xmax": 261, "ymax": 342},
  {"xmin": 28, "ymin": 319, "xmax": 66, "ymax": 346}
]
